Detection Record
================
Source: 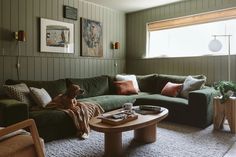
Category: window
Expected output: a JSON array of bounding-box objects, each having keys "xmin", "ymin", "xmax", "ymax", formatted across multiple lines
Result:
[{"xmin": 147, "ymin": 8, "xmax": 236, "ymax": 58}]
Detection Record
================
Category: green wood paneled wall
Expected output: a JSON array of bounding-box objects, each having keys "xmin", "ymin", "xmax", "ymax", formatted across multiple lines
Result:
[
  {"xmin": 0, "ymin": 0, "xmax": 126, "ymax": 89},
  {"xmin": 126, "ymin": 0, "xmax": 236, "ymax": 84}
]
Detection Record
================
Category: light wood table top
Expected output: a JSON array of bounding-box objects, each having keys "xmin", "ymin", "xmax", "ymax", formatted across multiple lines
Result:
[{"xmin": 89, "ymin": 107, "xmax": 168, "ymax": 133}]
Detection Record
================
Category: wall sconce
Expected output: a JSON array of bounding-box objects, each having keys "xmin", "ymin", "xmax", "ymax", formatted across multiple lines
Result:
[
  {"xmin": 14, "ymin": 30, "xmax": 26, "ymax": 80},
  {"xmin": 111, "ymin": 41, "xmax": 120, "ymax": 49},
  {"xmin": 14, "ymin": 30, "xmax": 26, "ymax": 42}
]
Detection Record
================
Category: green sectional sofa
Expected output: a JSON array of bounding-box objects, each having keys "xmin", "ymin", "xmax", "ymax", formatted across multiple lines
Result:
[{"xmin": 0, "ymin": 74, "xmax": 216, "ymax": 141}]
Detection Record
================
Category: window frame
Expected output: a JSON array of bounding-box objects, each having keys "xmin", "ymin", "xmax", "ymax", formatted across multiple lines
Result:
[{"xmin": 146, "ymin": 7, "xmax": 236, "ymax": 58}]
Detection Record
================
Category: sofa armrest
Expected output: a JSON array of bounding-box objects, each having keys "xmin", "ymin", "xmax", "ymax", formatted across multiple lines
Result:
[
  {"xmin": 0, "ymin": 99, "xmax": 29, "ymax": 126},
  {"xmin": 188, "ymin": 87, "xmax": 217, "ymax": 128}
]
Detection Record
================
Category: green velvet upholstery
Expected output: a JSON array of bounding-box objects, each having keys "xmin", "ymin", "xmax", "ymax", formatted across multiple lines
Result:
[
  {"xmin": 188, "ymin": 87, "xmax": 217, "ymax": 128},
  {"xmin": 80, "ymin": 92, "xmax": 150, "ymax": 112},
  {"xmin": 29, "ymin": 109, "xmax": 76, "ymax": 141},
  {"xmin": 0, "ymin": 99, "xmax": 28, "ymax": 126},
  {"xmin": 0, "ymin": 74, "xmax": 216, "ymax": 141},
  {"xmin": 136, "ymin": 74, "xmax": 157, "ymax": 93},
  {"xmin": 134, "ymin": 94, "xmax": 189, "ymax": 123},
  {"xmin": 69, "ymin": 76, "xmax": 110, "ymax": 99}
]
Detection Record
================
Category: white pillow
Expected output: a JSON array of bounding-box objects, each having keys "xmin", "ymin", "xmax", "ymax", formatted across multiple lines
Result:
[
  {"xmin": 180, "ymin": 76, "xmax": 206, "ymax": 98},
  {"xmin": 116, "ymin": 74, "xmax": 140, "ymax": 92},
  {"xmin": 30, "ymin": 87, "xmax": 52, "ymax": 108}
]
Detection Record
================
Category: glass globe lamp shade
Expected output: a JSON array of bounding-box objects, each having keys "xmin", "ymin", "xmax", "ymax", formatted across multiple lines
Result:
[{"xmin": 208, "ymin": 39, "xmax": 222, "ymax": 52}]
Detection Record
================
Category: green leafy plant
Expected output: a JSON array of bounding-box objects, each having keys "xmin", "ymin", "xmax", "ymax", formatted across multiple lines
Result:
[{"xmin": 213, "ymin": 81, "xmax": 236, "ymax": 103}]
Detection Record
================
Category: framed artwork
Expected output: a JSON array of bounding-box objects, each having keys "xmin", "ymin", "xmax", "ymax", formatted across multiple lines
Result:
[
  {"xmin": 40, "ymin": 18, "xmax": 74, "ymax": 53},
  {"xmin": 81, "ymin": 18, "xmax": 103, "ymax": 57}
]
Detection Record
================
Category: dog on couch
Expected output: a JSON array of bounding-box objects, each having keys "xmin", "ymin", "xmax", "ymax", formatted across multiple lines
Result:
[
  {"xmin": 46, "ymin": 79, "xmax": 103, "ymax": 139},
  {"xmin": 46, "ymin": 79, "xmax": 85, "ymax": 109}
]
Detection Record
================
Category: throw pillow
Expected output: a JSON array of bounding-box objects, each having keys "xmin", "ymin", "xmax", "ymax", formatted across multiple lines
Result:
[
  {"xmin": 3, "ymin": 83, "xmax": 32, "ymax": 104},
  {"xmin": 180, "ymin": 76, "xmax": 206, "ymax": 98},
  {"xmin": 114, "ymin": 80, "xmax": 138, "ymax": 95},
  {"xmin": 30, "ymin": 87, "xmax": 52, "ymax": 108},
  {"xmin": 116, "ymin": 74, "xmax": 140, "ymax": 92},
  {"xmin": 161, "ymin": 82, "xmax": 183, "ymax": 97}
]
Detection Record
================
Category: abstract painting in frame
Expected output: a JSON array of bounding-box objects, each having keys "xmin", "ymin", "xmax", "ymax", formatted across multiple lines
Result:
[
  {"xmin": 81, "ymin": 18, "xmax": 103, "ymax": 57},
  {"xmin": 40, "ymin": 18, "xmax": 74, "ymax": 53}
]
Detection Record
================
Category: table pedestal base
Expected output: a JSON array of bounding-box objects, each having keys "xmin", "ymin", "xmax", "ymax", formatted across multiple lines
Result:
[
  {"xmin": 105, "ymin": 132, "xmax": 122, "ymax": 157},
  {"xmin": 134, "ymin": 124, "xmax": 156, "ymax": 143}
]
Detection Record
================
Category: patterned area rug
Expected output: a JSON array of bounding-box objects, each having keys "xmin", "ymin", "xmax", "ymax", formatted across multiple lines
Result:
[{"xmin": 45, "ymin": 122, "xmax": 236, "ymax": 157}]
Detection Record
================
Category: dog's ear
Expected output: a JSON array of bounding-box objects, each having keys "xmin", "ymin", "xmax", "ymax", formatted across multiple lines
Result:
[{"xmin": 65, "ymin": 79, "xmax": 73, "ymax": 88}]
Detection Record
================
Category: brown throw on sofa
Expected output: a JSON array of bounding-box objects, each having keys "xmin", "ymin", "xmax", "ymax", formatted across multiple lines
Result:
[{"xmin": 61, "ymin": 101, "xmax": 103, "ymax": 139}]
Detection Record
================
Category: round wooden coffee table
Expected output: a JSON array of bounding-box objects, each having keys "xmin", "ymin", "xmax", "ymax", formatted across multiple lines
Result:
[{"xmin": 89, "ymin": 107, "xmax": 168, "ymax": 157}]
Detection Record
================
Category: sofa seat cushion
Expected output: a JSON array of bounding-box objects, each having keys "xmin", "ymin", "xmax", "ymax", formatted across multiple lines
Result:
[
  {"xmin": 79, "ymin": 92, "xmax": 150, "ymax": 112},
  {"xmin": 29, "ymin": 109, "xmax": 73, "ymax": 128},
  {"xmin": 135, "ymin": 94, "xmax": 188, "ymax": 106},
  {"xmin": 134, "ymin": 94, "xmax": 189, "ymax": 123}
]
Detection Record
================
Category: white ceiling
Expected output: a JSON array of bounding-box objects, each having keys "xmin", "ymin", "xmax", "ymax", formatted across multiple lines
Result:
[{"xmin": 84, "ymin": 0, "xmax": 183, "ymax": 13}]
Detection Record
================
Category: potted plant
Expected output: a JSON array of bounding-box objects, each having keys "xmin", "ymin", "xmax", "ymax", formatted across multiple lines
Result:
[{"xmin": 213, "ymin": 81, "xmax": 236, "ymax": 103}]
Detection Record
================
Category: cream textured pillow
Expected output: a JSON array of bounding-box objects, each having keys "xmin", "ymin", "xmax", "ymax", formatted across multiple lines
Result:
[
  {"xmin": 180, "ymin": 76, "xmax": 206, "ymax": 98},
  {"xmin": 116, "ymin": 74, "xmax": 140, "ymax": 92},
  {"xmin": 3, "ymin": 83, "xmax": 32, "ymax": 104},
  {"xmin": 30, "ymin": 87, "xmax": 52, "ymax": 108}
]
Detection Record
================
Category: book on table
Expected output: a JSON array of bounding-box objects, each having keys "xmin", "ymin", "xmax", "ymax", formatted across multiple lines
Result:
[
  {"xmin": 133, "ymin": 105, "xmax": 164, "ymax": 115},
  {"xmin": 99, "ymin": 111, "xmax": 138, "ymax": 126}
]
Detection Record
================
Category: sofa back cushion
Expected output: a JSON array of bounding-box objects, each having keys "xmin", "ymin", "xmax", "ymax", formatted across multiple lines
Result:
[
  {"xmin": 5, "ymin": 79, "xmax": 66, "ymax": 98},
  {"xmin": 156, "ymin": 74, "xmax": 206, "ymax": 94},
  {"xmin": 68, "ymin": 76, "xmax": 110, "ymax": 99},
  {"xmin": 136, "ymin": 74, "xmax": 157, "ymax": 93}
]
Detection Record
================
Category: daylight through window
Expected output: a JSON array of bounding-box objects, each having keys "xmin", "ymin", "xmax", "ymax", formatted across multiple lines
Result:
[{"xmin": 147, "ymin": 9, "xmax": 236, "ymax": 58}]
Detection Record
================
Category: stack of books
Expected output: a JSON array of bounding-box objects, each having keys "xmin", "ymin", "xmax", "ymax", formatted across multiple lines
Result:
[{"xmin": 99, "ymin": 111, "xmax": 138, "ymax": 125}]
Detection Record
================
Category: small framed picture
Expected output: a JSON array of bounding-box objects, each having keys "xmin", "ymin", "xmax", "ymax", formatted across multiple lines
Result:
[{"xmin": 40, "ymin": 18, "xmax": 74, "ymax": 53}]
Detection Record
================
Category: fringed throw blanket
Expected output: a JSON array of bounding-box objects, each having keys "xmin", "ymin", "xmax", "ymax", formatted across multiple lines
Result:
[
  {"xmin": 61, "ymin": 101, "xmax": 103, "ymax": 139},
  {"xmin": 46, "ymin": 98, "xmax": 104, "ymax": 139}
]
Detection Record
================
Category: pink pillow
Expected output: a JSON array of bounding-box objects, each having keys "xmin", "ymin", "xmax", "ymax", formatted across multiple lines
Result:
[
  {"xmin": 114, "ymin": 81, "xmax": 138, "ymax": 95},
  {"xmin": 161, "ymin": 82, "xmax": 183, "ymax": 97}
]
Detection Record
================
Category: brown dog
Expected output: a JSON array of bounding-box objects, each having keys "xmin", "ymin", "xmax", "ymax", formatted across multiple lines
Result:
[
  {"xmin": 46, "ymin": 79, "xmax": 85, "ymax": 109},
  {"xmin": 46, "ymin": 79, "xmax": 103, "ymax": 139}
]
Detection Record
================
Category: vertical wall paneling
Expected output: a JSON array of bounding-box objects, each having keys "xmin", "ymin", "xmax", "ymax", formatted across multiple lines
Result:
[
  {"xmin": 10, "ymin": 0, "xmax": 18, "ymax": 55},
  {"xmin": 20, "ymin": 57, "xmax": 28, "ymax": 80},
  {"xmin": 27, "ymin": 57, "xmax": 35, "ymax": 80},
  {"xmin": 53, "ymin": 58, "xmax": 60, "ymax": 80},
  {"xmin": 52, "ymin": 0, "xmax": 58, "ymax": 20},
  {"xmin": 26, "ymin": 0, "xmax": 33, "ymax": 56},
  {"xmin": 34, "ymin": 57, "xmax": 41, "ymax": 80},
  {"xmin": 0, "ymin": 0, "xmax": 125, "ymax": 93},
  {"xmin": 126, "ymin": 0, "xmax": 236, "ymax": 84},
  {"xmin": 59, "ymin": 58, "xmax": 65, "ymax": 79},
  {"xmin": 2, "ymin": 0, "xmax": 11, "ymax": 55},
  {"xmin": 47, "ymin": 58, "xmax": 54, "ymax": 80},
  {"xmin": 0, "ymin": 56, "xmax": 3, "ymax": 85},
  {"xmin": 19, "ymin": 0, "xmax": 26, "ymax": 56},
  {"xmin": 0, "ymin": 0, "xmax": 2, "ymax": 51},
  {"xmin": 41, "ymin": 57, "xmax": 48, "ymax": 80}
]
